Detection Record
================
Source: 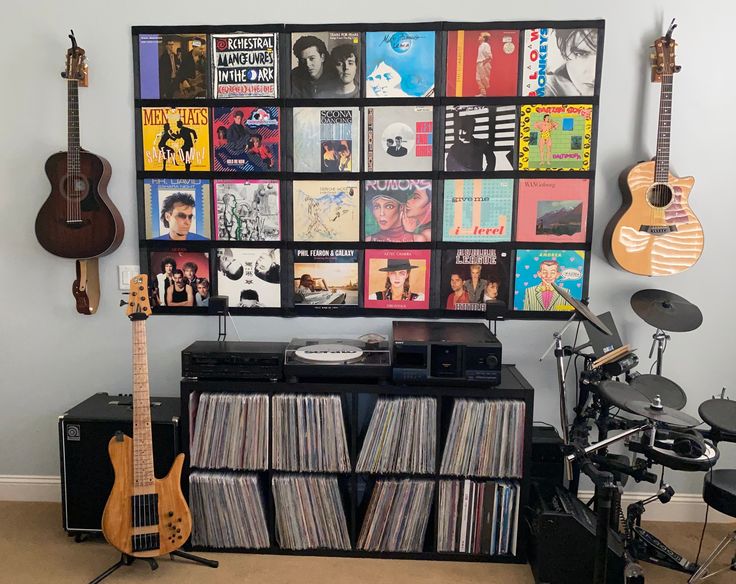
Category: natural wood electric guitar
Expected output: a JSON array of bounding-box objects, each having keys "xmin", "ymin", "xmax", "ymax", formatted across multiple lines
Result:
[
  {"xmin": 604, "ymin": 21, "xmax": 703, "ymax": 276},
  {"xmin": 101, "ymin": 275, "xmax": 192, "ymax": 557}
]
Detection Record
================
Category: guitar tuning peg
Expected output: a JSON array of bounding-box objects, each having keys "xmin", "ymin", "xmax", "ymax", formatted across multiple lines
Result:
[{"xmin": 119, "ymin": 300, "xmax": 127, "ymax": 307}]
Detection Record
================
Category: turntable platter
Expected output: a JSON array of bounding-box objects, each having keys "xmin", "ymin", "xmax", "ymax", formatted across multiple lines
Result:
[{"xmin": 293, "ymin": 343, "xmax": 365, "ymax": 364}]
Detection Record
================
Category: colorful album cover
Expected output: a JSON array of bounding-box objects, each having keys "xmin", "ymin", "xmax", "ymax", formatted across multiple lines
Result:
[
  {"xmin": 442, "ymin": 179, "xmax": 513, "ymax": 243},
  {"xmin": 364, "ymin": 249, "xmax": 431, "ymax": 310},
  {"xmin": 149, "ymin": 250, "xmax": 211, "ymax": 308},
  {"xmin": 441, "ymin": 248, "xmax": 510, "ymax": 312},
  {"xmin": 518, "ymin": 104, "xmax": 593, "ymax": 171},
  {"xmin": 143, "ymin": 179, "xmax": 211, "ymax": 240},
  {"xmin": 211, "ymin": 107, "xmax": 279, "ymax": 172},
  {"xmin": 516, "ymin": 178, "xmax": 589, "ymax": 243},
  {"xmin": 292, "ymin": 180, "xmax": 359, "ymax": 242},
  {"xmin": 211, "ymin": 33, "xmax": 278, "ymax": 99},
  {"xmin": 365, "ymin": 106, "xmax": 433, "ymax": 172},
  {"xmin": 290, "ymin": 32, "xmax": 360, "ymax": 98},
  {"xmin": 141, "ymin": 107, "xmax": 210, "ymax": 172},
  {"xmin": 513, "ymin": 249, "xmax": 585, "ymax": 312},
  {"xmin": 292, "ymin": 107, "xmax": 360, "ymax": 173},
  {"xmin": 216, "ymin": 248, "xmax": 281, "ymax": 309},
  {"xmin": 365, "ymin": 31, "xmax": 435, "ymax": 98},
  {"xmin": 138, "ymin": 33, "xmax": 208, "ymax": 99},
  {"xmin": 293, "ymin": 249, "xmax": 359, "ymax": 306},
  {"xmin": 444, "ymin": 105, "xmax": 517, "ymax": 172},
  {"xmin": 213, "ymin": 179, "xmax": 280, "ymax": 241},
  {"xmin": 522, "ymin": 28, "xmax": 599, "ymax": 97},
  {"xmin": 364, "ymin": 180, "xmax": 432, "ymax": 242},
  {"xmin": 445, "ymin": 30, "xmax": 520, "ymax": 97}
]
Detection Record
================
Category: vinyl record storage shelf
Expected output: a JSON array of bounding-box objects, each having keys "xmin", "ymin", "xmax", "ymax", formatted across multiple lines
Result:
[{"xmin": 179, "ymin": 364, "xmax": 534, "ymax": 563}]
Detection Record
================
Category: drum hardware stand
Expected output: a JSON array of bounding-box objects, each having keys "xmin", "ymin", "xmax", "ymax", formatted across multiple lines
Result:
[
  {"xmin": 648, "ymin": 329, "xmax": 670, "ymax": 376},
  {"xmin": 89, "ymin": 550, "xmax": 218, "ymax": 584}
]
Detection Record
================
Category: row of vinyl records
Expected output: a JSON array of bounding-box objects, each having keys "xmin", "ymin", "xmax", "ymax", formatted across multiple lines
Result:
[
  {"xmin": 189, "ymin": 393, "xmax": 525, "ymax": 478},
  {"xmin": 189, "ymin": 472, "xmax": 520, "ymax": 554}
]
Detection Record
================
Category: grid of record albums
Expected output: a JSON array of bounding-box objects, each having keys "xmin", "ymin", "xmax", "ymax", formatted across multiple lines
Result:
[{"xmin": 133, "ymin": 20, "xmax": 604, "ymax": 318}]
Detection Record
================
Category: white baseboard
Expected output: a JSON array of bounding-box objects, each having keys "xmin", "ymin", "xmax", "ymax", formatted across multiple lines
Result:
[{"xmin": 0, "ymin": 475, "xmax": 61, "ymax": 502}]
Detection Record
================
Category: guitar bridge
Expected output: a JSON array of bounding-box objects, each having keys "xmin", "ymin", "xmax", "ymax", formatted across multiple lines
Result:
[
  {"xmin": 639, "ymin": 225, "xmax": 678, "ymax": 234},
  {"xmin": 132, "ymin": 532, "xmax": 160, "ymax": 553}
]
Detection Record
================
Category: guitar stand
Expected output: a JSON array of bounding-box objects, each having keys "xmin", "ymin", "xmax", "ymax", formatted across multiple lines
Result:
[{"xmin": 88, "ymin": 550, "xmax": 218, "ymax": 584}]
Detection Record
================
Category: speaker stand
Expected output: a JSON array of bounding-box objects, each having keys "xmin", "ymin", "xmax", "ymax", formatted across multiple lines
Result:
[{"xmin": 88, "ymin": 550, "xmax": 218, "ymax": 584}]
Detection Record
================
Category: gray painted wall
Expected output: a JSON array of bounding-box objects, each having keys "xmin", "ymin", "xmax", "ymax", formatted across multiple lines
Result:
[{"xmin": 2, "ymin": 1, "xmax": 733, "ymax": 495}]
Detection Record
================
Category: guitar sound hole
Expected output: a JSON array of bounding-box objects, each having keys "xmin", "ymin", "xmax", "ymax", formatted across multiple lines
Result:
[
  {"xmin": 646, "ymin": 183, "xmax": 673, "ymax": 208},
  {"xmin": 59, "ymin": 174, "xmax": 90, "ymax": 202}
]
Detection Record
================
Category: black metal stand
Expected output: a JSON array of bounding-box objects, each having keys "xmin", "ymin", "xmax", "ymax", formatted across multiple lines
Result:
[{"xmin": 88, "ymin": 550, "xmax": 218, "ymax": 584}]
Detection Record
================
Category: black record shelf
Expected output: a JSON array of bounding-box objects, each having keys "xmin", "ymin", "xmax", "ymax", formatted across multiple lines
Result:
[{"xmin": 179, "ymin": 364, "xmax": 534, "ymax": 563}]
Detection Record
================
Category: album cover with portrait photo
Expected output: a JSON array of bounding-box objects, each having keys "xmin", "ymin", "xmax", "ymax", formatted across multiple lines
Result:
[
  {"xmin": 442, "ymin": 179, "xmax": 513, "ymax": 243},
  {"xmin": 143, "ymin": 179, "xmax": 211, "ymax": 241},
  {"xmin": 293, "ymin": 248, "xmax": 359, "ymax": 307},
  {"xmin": 148, "ymin": 250, "xmax": 211, "ymax": 309},
  {"xmin": 441, "ymin": 248, "xmax": 510, "ymax": 313},
  {"xmin": 292, "ymin": 180, "xmax": 359, "ymax": 242},
  {"xmin": 363, "ymin": 249, "xmax": 430, "ymax": 310},
  {"xmin": 444, "ymin": 105, "xmax": 517, "ymax": 172},
  {"xmin": 292, "ymin": 107, "xmax": 360, "ymax": 173},
  {"xmin": 213, "ymin": 179, "xmax": 280, "ymax": 241},
  {"xmin": 141, "ymin": 107, "xmax": 210, "ymax": 172},
  {"xmin": 216, "ymin": 248, "xmax": 281, "ymax": 309},
  {"xmin": 364, "ymin": 180, "xmax": 432, "ymax": 243},
  {"xmin": 138, "ymin": 33, "xmax": 208, "ymax": 99},
  {"xmin": 212, "ymin": 106, "xmax": 280, "ymax": 172},
  {"xmin": 211, "ymin": 32, "xmax": 278, "ymax": 99},
  {"xmin": 516, "ymin": 178, "xmax": 589, "ymax": 243},
  {"xmin": 365, "ymin": 106, "xmax": 433, "ymax": 172},
  {"xmin": 513, "ymin": 249, "xmax": 585, "ymax": 312},
  {"xmin": 290, "ymin": 32, "xmax": 360, "ymax": 98},
  {"xmin": 365, "ymin": 31, "xmax": 435, "ymax": 98}
]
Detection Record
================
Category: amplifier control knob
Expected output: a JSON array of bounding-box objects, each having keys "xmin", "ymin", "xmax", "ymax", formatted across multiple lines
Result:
[{"xmin": 485, "ymin": 355, "xmax": 499, "ymax": 368}]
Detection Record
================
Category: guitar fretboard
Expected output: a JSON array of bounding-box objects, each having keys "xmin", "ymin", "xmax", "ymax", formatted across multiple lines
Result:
[
  {"xmin": 132, "ymin": 319, "xmax": 155, "ymax": 489},
  {"xmin": 654, "ymin": 73, "xmax": 673, "ymax": 183}
]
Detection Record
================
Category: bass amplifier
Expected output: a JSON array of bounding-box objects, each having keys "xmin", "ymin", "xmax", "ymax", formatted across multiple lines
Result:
[{"xmin": 58, "ymin": 392, "xmax": 180, "ymax": 535}]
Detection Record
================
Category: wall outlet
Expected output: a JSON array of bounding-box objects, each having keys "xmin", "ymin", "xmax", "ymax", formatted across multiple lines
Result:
[{"xmin": 118, "ymin": 265, "xmax": 140, "ymax": 290}]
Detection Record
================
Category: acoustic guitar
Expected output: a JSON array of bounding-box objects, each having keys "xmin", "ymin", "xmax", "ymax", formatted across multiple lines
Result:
[
  {"xmin": 604, "ymin": 21, "xmax": 703, "ymax": 277},
  {"xmin": 101, "ymin": 275, "xmax": 192, "ymax": 557}
]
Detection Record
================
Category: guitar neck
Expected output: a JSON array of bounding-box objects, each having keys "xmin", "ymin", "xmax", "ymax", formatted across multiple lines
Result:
[
  {"xmin": 132, "ymin": 318, "xmax": 155, "ymax": 489},
  {"xmin": 67, "ymin": 79, "xmax": 80, "ymax": 171},
  {"xmin": 654, "ymin": 73, "xmax": 673, "ymax": 182}
]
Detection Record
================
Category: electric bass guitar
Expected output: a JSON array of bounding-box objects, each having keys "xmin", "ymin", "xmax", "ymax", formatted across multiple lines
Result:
[
  {"xmin": 101, "ymin": 275, "xmax": 192, "ymax": 557},
  {"xmin": 604, "ymin": 20, "xmax": 703, "ymax": 276}
]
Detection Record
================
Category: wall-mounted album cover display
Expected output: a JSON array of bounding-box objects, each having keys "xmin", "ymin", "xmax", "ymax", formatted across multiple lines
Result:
[
  {"xmin": 141, "ymin": 107, "xmax": 210, "ymax": 172},
  {"xmin": 518, "ymin": 104, "xmax": 592, "ymax": 171},
  {"xmin": 213, "ymin": 179, "xmax": 280, "ymax": 241},
  {"xmin": 522, "ymin": 28, "xmax": 598, "ymax": 97},
  {"xmin": 443, "ymin": 105, "xmax": 517, "ymax": 172},
  {"xmin": 364, "ymin": 249, "xmax": 431, "ymax": 310},
  {"xmin": 293, "ymin": 249, "xmax": 360, "ymax": 306},
  {"xmin": 513, "ymin": 249, "xmax": 585, "ymax": 311},
  {"xmin": 212, "ymin": 107, "xmax": 280, "ymax": 172},
  {"xmin": 149, "ymin": 250, "xmax": 211, "ymax": 308},
  {"xmin": 292, "ymin": 180, "xmax": 359, "ymax": 242},
  {"xmin": 290, "ymin": 32, "xmax": 360, "ymax": 98},
  {"xmin": 365, "ymin": 31, "xmax": 435, "ymax": 98},
  {"xmin": 441, "ymin": 248, "xmax": 509, "ymax": 312},
  {"xmin": 292, "ymin": 107, "xmax": 360, "ymax": 173},
  {"xmin": 211, "ymin": 32, "xmax": 278, "ymax": 99},
  {"xmin": 365, "ymin": 106, "xmax": 433, "ymax": 172},
  {"xmin": 445, "ymin": 30, "xmax": 520, "ymax": 97},
  {"xmin": 442, "ymin": 179, "xmax": 513, "ymax": 243},
  {"xmin": 138, "ymin": 33, "xmax": 208, "ymax": 99},
  {"xmin": 515, "ymin": 178, "xmax": 589, "ymax": 243},
  {"xmin": 144, "ymin": 179, "xmax": 211, "ymax": 240},
  {"xmin": 364, "ymin": 180, "xmax": 432, "ymax": 243},
  {"xmin": 216, "ymin": 248, "xmax": 281, "ymax": 309}
]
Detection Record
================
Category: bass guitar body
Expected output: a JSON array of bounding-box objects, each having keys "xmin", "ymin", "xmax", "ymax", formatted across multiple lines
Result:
[
  {"xmin": 605, "ymin": 161, "xmax": 703, "ymax": 277},
  {"xmin": 101, "ymin": 434, "xmax": 191, "ymax": 557},
  {"xmin": 35, "ymin": 150, "xmax": 124, "ymax": 259}
]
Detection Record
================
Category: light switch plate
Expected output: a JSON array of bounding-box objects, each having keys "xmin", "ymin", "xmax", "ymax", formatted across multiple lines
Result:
[{"xmin": 118, "ymin": 265, "xmax": 140, "ymax": 290}]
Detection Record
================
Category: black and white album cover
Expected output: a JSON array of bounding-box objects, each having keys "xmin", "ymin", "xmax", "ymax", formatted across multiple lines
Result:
[{"xmin": 444, "ymin": 105, "xmax": 517, "ymax": 172}]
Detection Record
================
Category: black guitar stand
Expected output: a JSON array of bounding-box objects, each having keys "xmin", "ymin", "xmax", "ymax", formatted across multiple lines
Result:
[{"xmin": 88, "ymin": 549, "xmax": 218, "ymax": 584}]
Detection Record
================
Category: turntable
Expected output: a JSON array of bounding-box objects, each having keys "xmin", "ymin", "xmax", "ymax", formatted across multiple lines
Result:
[{"xmin": 284, "ymin": 338, "xmax": 392, "ymax": 382}]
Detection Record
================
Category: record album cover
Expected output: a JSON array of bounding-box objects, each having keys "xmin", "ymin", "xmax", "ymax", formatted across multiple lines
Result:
[
  {"xmin": 143, "ymin": 178, "xmax": 211, "ymax": 240},
  {"xmin": 211, "ymin": 33, "xmax": 278, "ymax": 98},
  {"xmin": 446, "ymin": 30, "xmax": 520, "ymax": 97},
  {"xmin": 516, "ymin": 178, "xmax": 589, "ymax": 243},
  {"xmin": 293, "ymin": 249, "xmax": 359, "ymax": 306},
  {"xmin": 441, "ymin": 248, "xmax": 510, "ymax": 312},
  {"xmin": 290, "ymin": 32, "xmax": 360, "ymax": 98},
  {"xmin": 149, "ymin": 250, "xmax": 211, "ymax": 308},
  {"xmin": 214, "ymin": 179, "xmax": 280, "ymax": 241},
  {"xmin": 217, "ymin": 248, "xmax": 281, "ymax": 309},
  {"xmin": 366, "ymin": 31, "xmax": 435, "ymax": 98},
  {"xmin": 442, "ymin": 179, "xmax": 513, "ymax": 243},
  {"xmin": 365, "ymin": 106, "xmax": 433, "ymax": 172},
  {"xmin": 513, "ymin": 249, "xmax": 585, "ymax": 311},
  {"xmin": 444, "ymin": 105, "xmax": 517, "ymax": 172},
  {"xmin": 518, "ymin": 104, "xmax": 593, "ymax": 171},
  {"xmin": 364, "ymin": 248, "xmax": 430, "ymax": 310},
  {"xmin": 212, "ymin": 107, "xmax": 280, "ymax": 172},
  {"xmin": 141, "ymin": 107, "xmax": 210, "ymax": 172},
  {"xmin": 292, "ymin": 107, "xmax": 360, "ymax": 173},
  {"xmin": 138, "ymin": 33, "xmax": 207, "ymax": 99},
  {"xmin": 364, "ymin": 179, "xmax": 432, "ymax": 242},
  {"xmin": 292, "ymin": 180, "xmax": 359, "ymax": 242}
]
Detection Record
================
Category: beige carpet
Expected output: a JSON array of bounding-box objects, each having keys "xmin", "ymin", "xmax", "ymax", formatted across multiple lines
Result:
[{"xmin": 0, "ymin": 502, "xmax": 733, "ymax": 584}]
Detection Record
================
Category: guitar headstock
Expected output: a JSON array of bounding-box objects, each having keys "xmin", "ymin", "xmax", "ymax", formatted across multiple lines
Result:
[
  {"xmin": 651, "ymin": 19, "xmax": 681, "ymax": 83},
  {"xmin": 62, "ymin": 30, "xmax": 88, "ymax": 87},
  {"xmin": 126, "ymin": 275, "xmax": 152, "ymax": 320}
]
